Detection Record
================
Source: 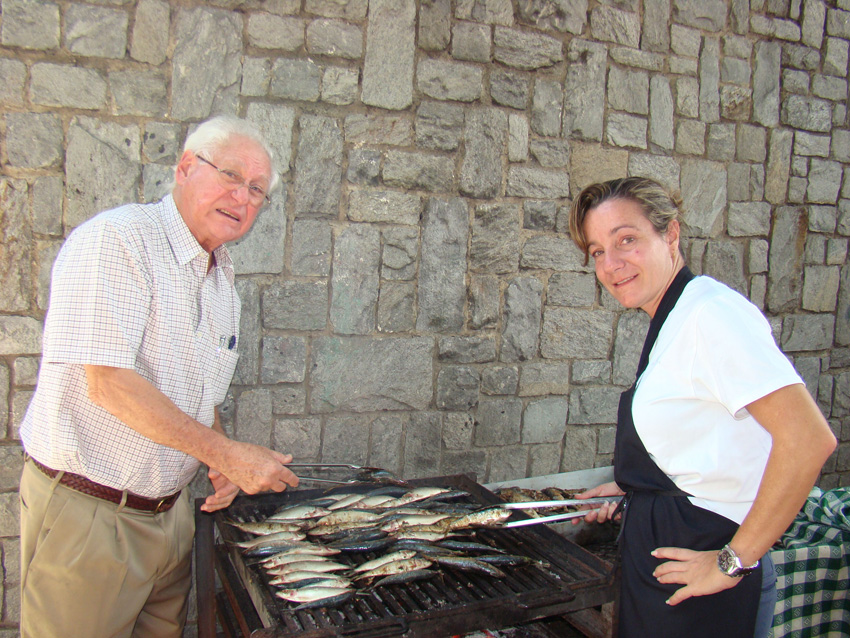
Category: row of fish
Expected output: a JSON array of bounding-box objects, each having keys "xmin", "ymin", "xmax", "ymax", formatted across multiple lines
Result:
[{"xmin": 226, "ymin": 485, "xmax": 533, "ymax": 609}]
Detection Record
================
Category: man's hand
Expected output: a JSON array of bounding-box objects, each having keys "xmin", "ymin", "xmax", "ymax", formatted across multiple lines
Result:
[
  {"xmin": 651, "ymin": 547, "xmax": 740, "ymax": 605},
  {"xmin": 215, "ymin": 440, "xmax": 299, "ymax": 496},
  {"xmin": 201, "ymin": 469, "xmax": 241, "ymax": 512}
]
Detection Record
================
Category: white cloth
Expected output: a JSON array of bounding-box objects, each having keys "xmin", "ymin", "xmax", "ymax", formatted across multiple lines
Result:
[
  {"xmin": 20, "ymin": 195, "xmax": 241, "ymax": 498},
  {"xmin": 632, "ymin": 276, "xmax": 803, "ymax": 524}
]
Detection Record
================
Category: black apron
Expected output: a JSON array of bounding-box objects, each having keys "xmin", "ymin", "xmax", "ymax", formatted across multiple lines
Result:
[{"xmin": 615, "ymin": 267, "xmax": 762, "ymax": 638}]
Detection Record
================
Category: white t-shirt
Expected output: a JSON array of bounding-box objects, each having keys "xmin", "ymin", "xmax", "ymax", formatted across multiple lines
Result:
[{"xmin": 632, "ymin": 276, "xmax": 803, "ymax": 524}]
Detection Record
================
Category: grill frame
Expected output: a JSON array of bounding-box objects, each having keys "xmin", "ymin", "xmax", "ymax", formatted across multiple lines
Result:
[{"xmin": 196, "ymin": 474, "xmax": 617, "ymax": 638}]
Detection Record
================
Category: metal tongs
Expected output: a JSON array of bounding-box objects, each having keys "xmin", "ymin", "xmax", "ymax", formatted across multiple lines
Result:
[
  {"xmin": 502, "ymin": 496, "xmax": 623, "ymax": 528},
  {"xmin": 287, "ymin": 463, "xmax": 409, "ymax": 486}
]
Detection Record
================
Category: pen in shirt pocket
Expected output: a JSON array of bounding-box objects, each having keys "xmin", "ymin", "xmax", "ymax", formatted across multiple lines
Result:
[{"xmin": 217, "ymin": 335, "xmax": 237, "ymax": 352}]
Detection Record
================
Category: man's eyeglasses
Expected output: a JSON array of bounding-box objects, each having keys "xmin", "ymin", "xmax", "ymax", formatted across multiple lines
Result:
[{"xmin": 196, "ymin": 155, "xmax": 271, "ymax": 207}]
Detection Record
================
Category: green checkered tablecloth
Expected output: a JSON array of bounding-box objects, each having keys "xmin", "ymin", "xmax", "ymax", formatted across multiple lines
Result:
[{"xmin": 768, "ymin": 487, "xmax": 850, "ymax": 638}]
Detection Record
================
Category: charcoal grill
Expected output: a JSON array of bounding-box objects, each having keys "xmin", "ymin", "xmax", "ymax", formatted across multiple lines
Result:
[{"xmin": 195, "ymin": 474, "xmax": 617, "ymax": 638}]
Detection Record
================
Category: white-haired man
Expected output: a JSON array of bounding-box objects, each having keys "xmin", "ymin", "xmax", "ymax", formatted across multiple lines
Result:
[{"xmin": 19, "ymin": 115, "xmax": 299, "ymax": 638}]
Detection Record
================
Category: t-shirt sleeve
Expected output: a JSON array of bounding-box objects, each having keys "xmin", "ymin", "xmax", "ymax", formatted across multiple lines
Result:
[
  {"xmin": 691, "ymin": 292, "xmax": 803, "ymax": 418},
  {"xmin": 42, "ymin": 220, "xmax": 151, "ymax": 369}
]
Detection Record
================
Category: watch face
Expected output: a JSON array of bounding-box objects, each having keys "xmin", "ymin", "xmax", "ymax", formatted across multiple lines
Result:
[{"xmin": 717, "ymin": 548, "xmax": 738, "ymax": 574}]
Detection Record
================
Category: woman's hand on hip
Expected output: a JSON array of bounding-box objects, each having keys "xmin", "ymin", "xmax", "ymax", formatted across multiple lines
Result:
[{"xmin": 651, "ymin": 546, "xmax": 740, "ymax": 605}]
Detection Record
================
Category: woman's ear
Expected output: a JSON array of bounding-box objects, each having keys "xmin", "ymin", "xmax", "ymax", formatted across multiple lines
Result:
[{"xmin": 666, "ymin": 219, "xmax": 681, "ymax": 255}]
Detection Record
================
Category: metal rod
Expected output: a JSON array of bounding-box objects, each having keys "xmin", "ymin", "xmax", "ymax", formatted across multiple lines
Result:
[
  {"xmin": 503, "ymin": 510, "xmax": 595, "ymax": 527},
  {"xmin": 287, "ymin": 463, "xmax": 364, "ymax": 470},
  {"xmin": 501, "ymin": 497, "xmax": 622, "ymax": 510}
]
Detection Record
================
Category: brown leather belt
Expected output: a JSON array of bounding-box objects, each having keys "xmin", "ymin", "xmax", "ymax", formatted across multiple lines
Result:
[{"xmin": 31, "ymin": 457, "xmax": 181, "ymax": 514}]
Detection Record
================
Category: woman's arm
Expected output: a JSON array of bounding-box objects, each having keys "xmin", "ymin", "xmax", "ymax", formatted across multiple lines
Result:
[{"xmin": 653, "ymin": 383, "xmax": 836, "ymax": 604}]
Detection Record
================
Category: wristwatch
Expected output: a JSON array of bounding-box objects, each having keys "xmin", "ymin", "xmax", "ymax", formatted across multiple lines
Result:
[{"xmin": 716, "ymin": 544, "xmax": 759, "ymax": 577}]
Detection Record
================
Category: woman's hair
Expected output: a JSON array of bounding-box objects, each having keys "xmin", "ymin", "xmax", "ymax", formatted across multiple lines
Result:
[
  {"xmin": 569, "ymin": 176, "xmax": 684, "ymax": 265},
  {"xmin": 181, "ymin": 115, "xmax": 280, "ymax": 192}
]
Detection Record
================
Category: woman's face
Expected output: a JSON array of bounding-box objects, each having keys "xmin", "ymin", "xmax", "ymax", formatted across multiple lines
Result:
[{"xmin": 583, "ymin": 198, "xmax": 682, "ymax": 318}]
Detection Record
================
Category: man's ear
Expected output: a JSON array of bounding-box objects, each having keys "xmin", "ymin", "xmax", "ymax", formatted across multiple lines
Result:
[{"xmin": 174, "ymin": 150, "xmax": 195, "ymax": 186}]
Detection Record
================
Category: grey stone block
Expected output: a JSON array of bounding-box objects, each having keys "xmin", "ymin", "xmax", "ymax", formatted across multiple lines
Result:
[
  {"xmin": 436, "ymin": 366, "xmax": 480, "ymax": 410},
  {"xmin": 469, "ymin": 275, "xmax": 500, "ymax": 330},
  {"xmin": 382, "ymin": 226, "xmax": 419, "ymax": 281},
  {"xmin": 456, "ymin": 0, "xmax": 514, "ymax": 25},
  {"xmin": 291, "ymin": 220, "xmax": 332, "ymax": 277},
  {"xmin": 306, "ymin": 18, "xmax": 362, "ymax": 59},
  {"xmin": 347, "ymin": 149, "xmax": 382, "ymax": 185},
  {"xmin": 452, "ymin": 21, "xmax": 491, "ymax": 62},
  {"xmin": 417, "ymin": 198, "xmax": 468, "ymax": 332},
  {"xmin": 131, "ymin": 0, "xmax": 170, "ymax": 65},
  {"xmin": 362, "ymin": 0, "xmax": 415, "ymax": 110},
  {"xmin": 263, "ymin": 280, "xmax": 329, "ymax": 331},
  {"xmin": 65, "ymin": 118, "xmax": 140, "ymax": 230},
  {"xmin": 404, "ymin": 412, "xmax": 442, "ymax": 479},
  {"xmin": 1, "ymin": 0, "xmax": 60, "ymax": 49},
  {"xmin": 383, "ymin": 150, "xmax": 455, "ymax": 193},
  {"xmin": 563, "ymin": 39, "xmax": 606, "ymax": 141},
  {"xmin": 491, "ymin": 69, "xmax": 530, "ymax": 110},
  {"xmin": 310, "ymin": 336, "xmax": 432, "ymax": 412},
  {"xmin": 474, "ymin": 397, "xmax": 523, "ymax": 447},
  {"xmin": 531, "ymin": 79, "xmax": 563, "ymax": 136},
  {"xmin": 518, "ymin": 361, "xmax": 571, "ymax": 396},
  {"xmin": 541, "ymin": 307, "xmax": 614, "ymax": 360},
  {"xmin": 110, "ymin": 69, "xmax": 168, "ymax": 117},
  {"xmin": 470, "ymin": 202, "xmax": 521, "ymax": 274},
  {"xmin": 548, "ymin": 272, "xmax": 597, "ymax": 307},
  {"xmin": 568, "ymin": 386, "xmax": 620, "ymax": 425},
  {"xmin": 295, "ymin": 115, "xmax": 342, "ymax": 216},
  {"xmin": 171, "ymin": 8, "xmax": 241, "ymax": 121},
  {"xmin": 331, "ymin": 224, "xmax": 380, "ymax": 335},
  {"xmin": 461, "ymin": 108, "xmax": 507, "ymax": 198},
  {"xmin": 271, "ymin": 59, "xmax": 321, "ymax": 102},
  {"xmin": 65, "ymin": 4, "xmax": 128, "ymax": 58},
  {"xmin": 30, "ymin": 63, "xmax": 107, "ymax": 109},
  {"xmin": 493, "ymin": 26, "xmax": 564, "ymax": 69},
  {"xmin": 522, "ymin": 397, "xmax": 568, "ymax": 444},
  {"xmin": 523, "ymin": 200, "xmax": 557, "ymax": 230},
  {"xmin": 418, "ymin": 58, "xmax": 484, "ymax": 102},
  {"xmin": 502, "ymin": 277, "xmax": 543, "ymax": 362},
  {"xmin": 247, "ymin": 14, "xmax": 304, "ymax": 50},
  {"xmin": 506, "ymin": 166, "xmax": 570, "ymax": 198},
  {"xmin": 521, "ymin": 235, "xmax": 584, "ymax": 272},
  {"xmin": 768, "ymin": 206, "xmax": 806, "ymax": 313},
  {"xmin": 345, "ymin": 114, "xmax": 414, "ymax": 147},
  {"xmin": 481, "ymin": 365, "xmax": 519, "ymax": 395},
  {"xmin": 418, "ymin": 0, "xmax": 451, "ymax": 51},
  {"xmin": 322, "ymin": 67, "xmax": 359, "ymax": 105},
  {"xmin": 416, "ymin": 102, "xmax": 465, "ymax": 151},
  {"xmin": 5, "ymin": 112, "xmax": 63, "ymax": 169},
  {"xmin": 348, "ymin": 190, "xmax": 422, "ymax": 225},
  {"xmin": 377, "ymin": 281, "xmax": 415, "ymax": 333},
  {"xmin": 261, "ymin": 336, "xmax": 308, "ymax": 384},
  {"xmin": 306, "ymin": 0, "xmax": 368, "ymax": 19}
]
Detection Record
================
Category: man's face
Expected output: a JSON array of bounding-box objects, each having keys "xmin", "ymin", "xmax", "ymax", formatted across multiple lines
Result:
[{"xmin": 173, "ymin": 135, "xmax": 272, "ymax": 253}]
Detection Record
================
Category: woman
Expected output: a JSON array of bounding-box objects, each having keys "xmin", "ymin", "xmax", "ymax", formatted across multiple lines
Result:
[{"xmin": 569, "ymin": 177, "xmax": 836, "ymax": 638}]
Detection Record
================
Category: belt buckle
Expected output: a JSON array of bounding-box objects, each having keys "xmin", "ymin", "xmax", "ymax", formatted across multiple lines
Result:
[{"xmin": 153, "ymin": 497, "xmax": 170, "ymax": 514}]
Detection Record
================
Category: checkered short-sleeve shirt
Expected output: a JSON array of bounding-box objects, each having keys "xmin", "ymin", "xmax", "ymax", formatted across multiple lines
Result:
[{"xmin": 20, "ymin": 195, "xmax": 241, "ymax": 498}]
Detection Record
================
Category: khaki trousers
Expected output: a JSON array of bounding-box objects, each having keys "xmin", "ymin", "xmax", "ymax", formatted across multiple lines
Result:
[{"xmin": 19, "ymin": 459, "xmax": 194, "ymax": 638}]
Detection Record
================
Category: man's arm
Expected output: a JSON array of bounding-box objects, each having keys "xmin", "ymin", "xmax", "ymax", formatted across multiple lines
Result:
[{"xmin": 85, "ymin": 364, "xmax": 299, "ymax": 495}]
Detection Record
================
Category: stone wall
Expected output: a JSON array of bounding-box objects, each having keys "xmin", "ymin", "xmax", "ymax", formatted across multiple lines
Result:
[{"xmin": 1, "ymin": 0, "xmax": 850, "ymax": 634}]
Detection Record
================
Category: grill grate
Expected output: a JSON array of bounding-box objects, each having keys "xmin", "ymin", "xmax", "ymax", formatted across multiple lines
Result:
[{"xmin": 207, "ymin": 474, "xmax": 615, "ymax": 638}]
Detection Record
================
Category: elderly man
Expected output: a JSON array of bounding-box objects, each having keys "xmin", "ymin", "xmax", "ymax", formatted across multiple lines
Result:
[{"xmin": 19, "ymin": 115, "xmax": 298, "ymax": 638}]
